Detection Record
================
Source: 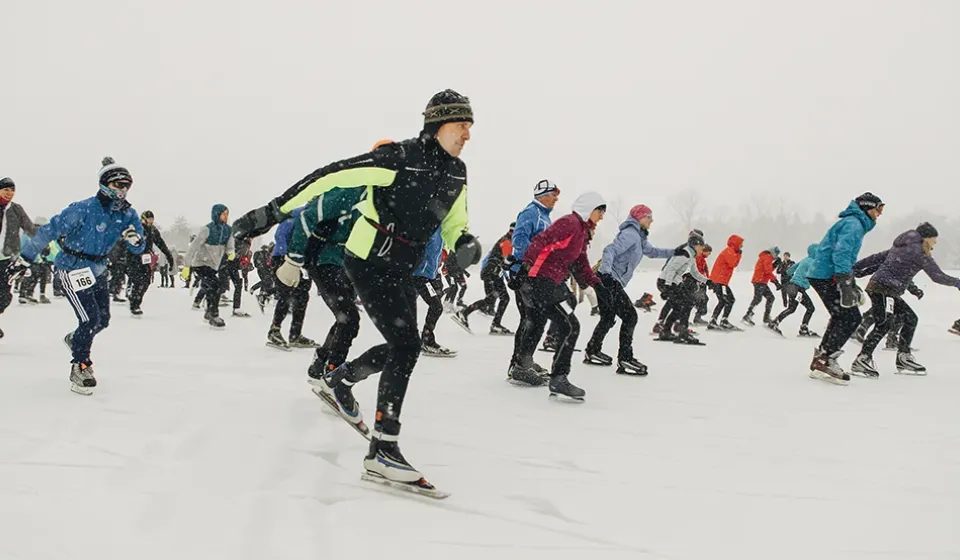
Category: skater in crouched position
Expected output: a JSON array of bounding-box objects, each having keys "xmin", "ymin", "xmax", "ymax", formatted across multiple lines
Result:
[
  {"xmin": 743, "ymin": 246, "xmax": 781, "ymax": 326},
  {"xmin": 20, "ymin": 158, "xmax": 145, "ymax": 394},
  {"xmin": 267, "ymin": 207, "xmax": 316, "ymax": 349},
  {"xmin": 806, "ymin": 192, "xmax": 883, "ymax": 384},
  {"xmin": 847, "ymin": 223, "xmax": 957, "ymax": 377},
  {"xmin": 182, "ymin": 204, "xmax": 235, "ymax": 328},
  {"xmin": 454, "ymin": 222, "xmax": 515, "ymax": 335},
  {"xmin": 766, "ymin": 243, "xmax": 820, "ymax": 338},
  {"xmin": 0, "ymin": 177, "xmax": 39, "ymax": 339},
  {"xmin": 585, "ymin": 204, "xmax": 672, "ymax": 375},
  {"xmin": 232, "ymin": 89, "xmax": 479, "ymax": 492},
  {"xmin": 125, "ymin": 210, "xmax": 175, "ymax": 317},
  {"xmin": 512, "ymin": 192, "xmax": 608, "ymax": 397},
  {"xmin": 708, "ymin": 235, "xmax": 744, "ymax": 330},
  {"xmin": 656, "ymin": 233, "xmax": 708, "ymax": 345},
  {"xmin": 412, "ymin": 228, "xmax": 456, "ymax": 356}
]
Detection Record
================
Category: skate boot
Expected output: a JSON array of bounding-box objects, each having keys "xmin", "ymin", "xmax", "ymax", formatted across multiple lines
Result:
[
  {"xmin": 719, "ymin": 319, "xmax": 742, "ymax": 331},
  {"xmin": 765, "ymin": 320, "xmax": 784, "ymax": 336},
  {"xmin": 0, "ymin": 326, "xmax": 4, "ymax": 339},
  {"xmin": 809, "ymin": 348, "xmax": 849, "ymax": 385},
  {"xmin": 232, "ymin": 309, "xmax": 251, "ymax": 318},
  {"xmin": 540, "ymin": 336, "xmax": 560, "ymax": 353},
  {"xmin": 69, "ymin": 361, "xmax": 96, "ymax": 395},
  {"xmin": 311, "ymin": 362, "xmax": 368, "ymax": 435},
  {"xmin": 583, "ymin": 349, "xmax": 613, "ymax": 366},
  {"xmin": 204, "ymin": 311, "xmax": 225, "ymax": 328},
  {"xmin": 950, "ymin": 320, "xmax": 960, "ymax": 336},
  {"xmin": 289, "ymin": 335, "xmax": 319, "ymax": 349},
  {"xmin": 191, "ymin": 301, "xmax": 201, "ymax": 311},
  {"xmin": 421, "ymin": 341, "xmax": 457, "ymax": 358},
  {"xmin": 450, "ymin": 310, "xmax": 472, "ymax": 334},
  {"xmin": 19, "ymin": 295, "xmax": 38, "ymax": 305},
  {"xmin": 130, "ymin": 306, "xmax": 143, "ymax": 317},
  {"xmin": 693, "ymin": 314, "xmax": 708, "ymax": 326},
  {"xmin": 507, "ymin": 363, "xmax": 545, "ymax": 386},
  {"xmin": 489, "ymin": 323, "xmax": 513, "ymax": 336},
  {"xmin": 853, "ymin": 325, "xmax": 867, "ymax": 344},
  {"xmin": 634, "ymin": 293, "xmax": 656, "ymax": 312},
  {"xmin": 741, "ymin": 312, "xmax": 755, "ymax": 327},
  {"xmin": 895, "ymin": 352, "xmax": 926, "ymax": 375},
  {"xmin": 882, "ymin": 333, "xmax": 898, "ymax": 352},
  {"xmin": 256, "ymin": 293, "xmax": 268, "ymax": 313},
  {"xmin": 798, "ymin": 324, "xmax": 820, "ymax": 338},
  {"xmin": 39, "ymin": 295, "xmax": 51, "ymax": 304},
  {"xmin": 656, "ymin": 329, "xmax": 677, "ymax": 342},
  {"xmin": 651, "ymin": 322, "xmax": 664, "ymax": 335},
  {"xmin": 707, "ymin": 319, "xmax": 722, "ymax": 330},
  {"xmin": 673, "ymin": 330, "xmax": 705, "ymax": 346},
  {"xmin": 363, "ymin": 419, "xmax": 443, "ymax": 497},
  {"xmin": 616, "ymin": 357, "xmax": 648, "ymax": 376},
  {"xmin": 111, "ymin": 295, "xmax": 125, "ymax": 303},
  {"xmin": 590, "ymin": 306, "xmax": 600, "ymax": 316},
  {"xmin": 266, "ymin": 326, "xmax": 289, "ymax": 350},
  {"xmin": 850, "ymin": 353, "xmax": 879, "ymax": 378},
  {"xmin": 531, "ymin": 362, "xmax": 550, "ymax": 382},
  {"xmin": 63, "ymin": 332, "xmax": 74, "ymax": 352},
  {"xmin": 548, "ymin": 374, "xmax": 585, "ymax": 402}
]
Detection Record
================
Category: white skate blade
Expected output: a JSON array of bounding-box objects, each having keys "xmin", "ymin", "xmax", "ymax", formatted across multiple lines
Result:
[
  {"xmin": 895, "ymin": 369, "xmax": 927, "ymax": 376},
  {"xmin": 422, "ymin": 351, "xmax": 458, "ymax": 358},
  {"xmin": 849, "ymin": 369, "xmax": 878, "ymax": 379},
  {"xmin": 548, "ymin": 392, "xmax": 585, "ymax": 403},
  {"xmin": 130, "ymin": 314, "xmax": 142, "ymax": 319},
  {"xmin": 265, "ymin": 342, "xmax": 292, "ymax": 352},
  {"xmin": 809, "ymin": 370, "xmax": 848, "ymax": 385},
  {"xmin": 949, "ymin": 328, "xmax": 960, "ymax": 336},
  {"xmin": 449, "ymin": 315, "xmax": 473, "ymax": 335},
  {"xmin": 311, "ymin": 388, "xmax": 371, "ymax": 440},
  {"xmin": 70, "ymin": 383, "xmax": 93, "ymax": 396},
  {"xmin": 360, "ymin": 472, "xmax": 450, "ymax": 500}
]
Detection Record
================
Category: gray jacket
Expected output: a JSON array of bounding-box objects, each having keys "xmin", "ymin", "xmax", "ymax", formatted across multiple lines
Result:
[
  {"xmin": 184, "ymin": 225, "xmax": 235, "ymax": 270},
  {"xmin": 659, "ymin": 245, "xmax": 708, "ymax": 286},
  {"xmin": 0, "ymin": 202, "xmax": 37, "ymax": 259},
  {"xmin": 598, "ymin": 217, "xmax": 672, "ymax": 287}
]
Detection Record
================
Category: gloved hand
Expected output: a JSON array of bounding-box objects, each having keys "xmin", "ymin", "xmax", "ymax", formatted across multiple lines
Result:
[
  {"xmin": 232, "ymin": 201, "xmax": 285, "ymax": 241},
  {"xmin": 835, "ymin": 273, "xmax": 862, "ymax": 308},
  {"xmin": 180, "ymin": 266, "xmax": 191, "ymax": 281},
  {"xmin": 275, "ymin": 256, "xmax": 302, "ymax": 288},
  {"xmin": 227, "ymin": 252, "xmax": 236, "ymax": 261},
  {"xmin": 597, "ymin": 272, "xmax": 617, "ymax": 289},
  {"xmin": 907, "ymin": 283, "xmax": 924, "ymax": 300},
  {"xmin": 122, "ymin": 225, "xmax": 142, "ymax": 246},
  {"xmin": 6, "ymin": 256, "xmax": 31, "ymax": 285},
  {"xmin": 773, "ymin": 279, "xmax": 782, "ymax": 291},
  {"xmin": 454, "ymin": 233, "xmax": 482, "ymax": 268}
]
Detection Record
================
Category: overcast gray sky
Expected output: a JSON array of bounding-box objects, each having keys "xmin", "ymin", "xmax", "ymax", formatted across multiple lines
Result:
[{"xmin": 4, "ymin": 0, "xmax": 958, "ymax": 244}]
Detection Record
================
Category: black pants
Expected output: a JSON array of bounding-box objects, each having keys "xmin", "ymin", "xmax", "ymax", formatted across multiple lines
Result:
[
  {"xmin": 810, "ymin": 277, "xmax": 862, "ymax": 355},
  {"xmin": 413, "ymin": 276, "xmax": 445, "ymax": 346},
  {"xmin": 464, "ymin": 268, "xmax": 510, "ymax": 325},
  {"xmin": 310, "ymin": 264, "xmax": 359, "ymax": 368},
  {"xmin": 587, "ymin": 280, "xmax": 638, "ymax": 360},
  {"xmin": 20, "ymin": 263, "xmax": 50, "ymax": 297},
  {"xmin": 694, "ymin": 285, "xmax": 709, "ymax": 318},
  {"xmin": 127, "ymin": 262, "xmax": 152, "ymax": 309},
  {"xmin": 0, "ymin": 264, "xmax": 13, "ymax": 314},
  {"xmin": 159, "ymin": 266, "xmax": 169, "ymax": 287},
  {"xmin": 516, "ymin": 277, "xmax": 580, "ymax": 377},
  {"xmin": 858, "ymin": 309, "xmax": 903, "ymax": 341},
  {"xmin": 271, "ymin": 261, "xmax": 310, "ymax": 338},
  {"xmin": 861, "ymin": 291, "xmax": 917, "ymax": 355},
  {"xmin": 444, "ymin": 272, "xmax": 467, "ymax": 305},
  {"xmin": 663, "ymin": 278, "xmax": 697, "ymax": 331},
  {"xmin": 747, "ymin": 282, "xmax": 775, "ymax": 321},
  {"xmin": 773, "ymin": 283, "xmax": 814, "ymax": 326},
  {"xmin": 710, "ymin": 284, "xmax": 735, "ymax": 320},
  {"xmin": 219, "ymin": 262, "xmax": 243, "ymax": 310},
  {"xmin": 344, "ymin": 255, "xmax": 422, "ymax": 430},
  {"xmin": 191, "ymin": 266, "xmax": 222, "ymax": 315},
  {"xmin": 108, "ymin": 263, "xmax": 125, "ymax": 296},
  {"xmin": 657, "ymin": 279, "xmax": 675, "ymax": 323}
]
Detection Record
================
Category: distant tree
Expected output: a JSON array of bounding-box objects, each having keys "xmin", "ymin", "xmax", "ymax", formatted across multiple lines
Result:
[{"xmin": 668, "ymin": 188, "xmax": 701, "ymax": 232}]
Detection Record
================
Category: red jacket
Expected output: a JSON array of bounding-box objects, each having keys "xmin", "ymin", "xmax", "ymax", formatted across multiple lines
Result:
[
  {"xmin": 709, "ymin": 235, "xmax": 744, "ymax": 286},
  {"xmin": 751, "ymin": 251, "xmax": 777, "ymax": 284},
  {"xmin": 696, "ymin": 253, "xmax": 710, "ymax": 277},
  {"xmin": 524, "ymin": 212, "xmax": 600, "ymax": 287}
]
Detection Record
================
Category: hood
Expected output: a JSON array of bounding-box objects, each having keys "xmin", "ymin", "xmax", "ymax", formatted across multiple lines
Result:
[
  {"xmin": 571, "ymin": 192, "xmax": 606, "ymax": 221},
  {"xmin": 619, "ymin": 216, "xmax": 644, "ymax": 235},
  {"xmin": 727, "ymin": 235, "xmax": 744, "ymax": 251},
  {"xmin": 893, "ymin": 229, "xmax": 922, "ymax": 249},
  {"xmin": 838, "ymin": 200, "xmax": 876, "ymax": 233},
  {"xmin": 806, "ymin": 243, "xmax": 819, "ymax": 258},
  {"xmin": 211, "ymin": 203, "xmax": 228, "ymax": 223}
]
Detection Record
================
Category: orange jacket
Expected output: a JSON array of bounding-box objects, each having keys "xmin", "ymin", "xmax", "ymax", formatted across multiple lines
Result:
[
  {"xmin": 708, "ymin": 235, "xmax": 744, "ymax": 286},
  {"xmin": 696, "ymin": 253, "xmax": 710, "ymax": 277},
  {"xmin": 751, "ymin": 251, "xmax": 777, "ymax": 284}
]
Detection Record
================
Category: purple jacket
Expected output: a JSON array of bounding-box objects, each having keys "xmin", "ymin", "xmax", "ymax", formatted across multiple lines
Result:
[{"xmin": 854, "ymin": 230, "xmax": 960, "ymax": 296}]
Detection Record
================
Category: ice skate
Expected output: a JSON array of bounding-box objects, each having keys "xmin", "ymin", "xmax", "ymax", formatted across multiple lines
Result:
[
  {"xmin": 111, "ymin": 295, "xmax": 125, "ymax": 303},
  {"xmin": 655, "ymin": 330, "xmax": 677, "ymax": 342},
  {"xmin": 798, "ymin": 325, "xmax": 820, "ymax": 338},
  {"xmin": 895, "ymin": 352, "xmax": 926, "ymax": 376},
  {"xmin": 540, "ymin": 336, "xmax": 560, "ymax": 353},
  {"xmin": 310, "ymin": 363, "xmax": 369, "ymax": 438},
  {"xmin": 362, "ymin": 436, "xmax": 448, "ymax": 499},
  {"xmin": 507, "ymin": 364, "xmax": 545, "ymax": 387},
  {"xmin": 421, "ymin": 341, "xmax": 457, "ymax": 358},
  {"xmin": 634, "ymin": 293, "xmax": 656, "ymax": 312},
  {"xmin": 809, "ymin": 348, "xmax": 849, "ymax": 385},
  {"xmin": 707, "ymin": 319, "xmax": 722, "ymax": 331},
  {"xmin": 69, "ymin": 362, "xmax": 96, "ymax": 396},
  {"xmin": 450, "ymin": 310, "xmax": 473, "ymax": 334},
  {"xmin": 548, "ymin": 374, "xmax": 585, "ymax": 402},
  {"xmin": 741, "ymin": 313, "xmax": 755, "ymax": 327},
  {"xmin": 673, "ymin": 331, "xmax": 705, "ymax": 346},
  {"xmin": 531, "ymin": 362, "xmax": 550, "ymax": 382},
  {"xmin": 949, "ymin": 320, "xmax": 960, "ymax": 336},
  {"xmin": 651, "ymin": 322, "xmax": 664, "ymax": 335},
  {"xmin": 583, "ymin": 350, "xmax": 613, "ymax": 366},
  {"xmin": 850, "ymin": 353, "xmax": 879, "ymax": 378},
  {"xmin": 289, "ymin": 336, "xmax": 319, "ymax": 349},
  {"xmin": 63, "ymin": 332, "xmax": 74, "ymax": 352},
  {"xmin": 616, "ymin": 357, "xmax": 648, "ymax": 376},
  {"xmin": 719, "ymin": 319, "xmax": 743, "ymax": 332},
  {"xmin": 765, "ymin": 320, "xmax": 784, "ymax": 336},
  {"xmin": 204, "ymin": 311, "xmax": 225, "ymax": 328},
  {"xmin": 693, "ymin": 315, "xmax": 709, "ymax": 326},
  {"xmin": 19, "ymin": 296, "xmax": 38, "ymax": 305},
  {"xmin": 191, "ymin": 301, "xmax": 201, "ymax": 311},
  {"xmin": 266, "ymin": 327, "xmax": 290, "ymax": 351},
  {"xmin": 489, "ymin": 323, "xmax": 513, "ymax": 336},
  {"xmin": 130, "ymin": 306, "xmax": 143, "ymax": 318},
  {"xmin": 39, "ymin": 295, "xmax": 51, "ymax": 304},
  {"xmin": 231, "ymin": 309, "xmax": 251, "ymax": 318}
]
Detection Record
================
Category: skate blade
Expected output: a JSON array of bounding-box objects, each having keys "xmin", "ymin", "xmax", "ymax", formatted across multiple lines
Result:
[
  {"xmin": 311, "ymin": 388, "xmax": 371, "ymax": 440},
  {"xmin": 548, "ymin": 392, "xmax": 585, "ymax": 403},
  {"xmin": 265, "ymin": 342, "xmax": 293, "ymax": 352},
  {"xmin": 70, "ymin": 383, "xmax": 93, "ymax": 396},
  {"xmin": 616, "ymin": 368, "xmax": 648, "ymax": 376},
  {"xmin": 360, "ymin": 472, "xmax": 450, "ymax": 499},
  {"xmin": 849, "ymin": 370, "xmax": 878, "ymax": 379},
  {"xmin": 130, "ymin": 315, "xmax": 143, "ymax": 319},
  {"xmin": 488, "ymin": 331, "xmax": 513, "ymax": 337},
  {"xmin": 895, "ymin": 369, "xmax": 927, "ymax": 376},
  {"xmin": 449, "ymin": 316, "xmax": 473, "ymax": 335},
  {"xmin": 582, "ymin": 360, "xmax": 612, "ymax": 367},
  {"xmin": 809, "ymin": 370, "xmax": 848, "ymax": 385},
  {"xmin": 949, "ymin": 329, "xmax": 960, "ymax": 336},
  {"xmin": 505, "ymin": 377, "xmax": 545, "ymax": 387},
  {"xmin": 422, "ymin": 351, "xmax": 458, "ymax": 358}
]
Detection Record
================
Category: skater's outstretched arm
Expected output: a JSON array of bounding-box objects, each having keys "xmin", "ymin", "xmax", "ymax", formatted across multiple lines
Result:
[
  {"xmin": 852, "ymin": 250, "xmax": 889, "ymax": 278},
  {"xmin": 920, "ymin": 256, "xmax": 960, "ymax": 288}
]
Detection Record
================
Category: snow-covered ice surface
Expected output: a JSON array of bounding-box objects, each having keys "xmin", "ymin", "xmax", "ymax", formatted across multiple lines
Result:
[{"xmin": 1, "ymin": 271, "xmax": 959, "ymax": 560}]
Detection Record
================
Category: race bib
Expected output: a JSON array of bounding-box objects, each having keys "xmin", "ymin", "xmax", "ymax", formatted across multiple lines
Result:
[
  {"xmin": 559, "ymin": 300, "xmax": 574, "ymax": 315},
  {"xmin": 425, "ymin": 282, "xmax": 437, "ymax": 297},
  {"xmin": 141, "ymin": 254, "xmax": 152, "ymax": 265},
  {"xmin": 885, "ymin": 297, "xmax": 895, "ymax": 315},
  {"xmin": 68, "ymin": 267, "xmax": 96, "ymax": 292},
  {"xmin": 795, "ymin": 290, "xmax": 803, "ymax": 302}
]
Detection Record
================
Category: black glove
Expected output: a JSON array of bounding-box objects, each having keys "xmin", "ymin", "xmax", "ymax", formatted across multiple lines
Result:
[
  {"xmin": 597, "ymin": 272, "xmax": 617, "ymax": 289},
  {"xmin": 835, "ymin": 273, "xmax": 861, "ymax": 308},
  {"xmin": 907, "ymin": 283, "xmax": 924, "ymax": 300},
  {"xmin": 454, "ymin": 233, "xmax": 482, "ymax": 268},
  {"xmin": 232, "ymin": 200, "xmax": 285, "ymax": 241},
  {"xmin": 773, "ymin": 279, "xmax": 782, "ymax": 291}
]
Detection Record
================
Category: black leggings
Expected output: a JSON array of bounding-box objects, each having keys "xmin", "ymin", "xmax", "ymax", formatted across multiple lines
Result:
[
  {"xmin": 310, "ymin": 264, "xmax": 359, "ymax": 367},
  {"xmin": 127, "ymin": 262, "xmax": 152, "ymax": 309},
  {"xmin": 773, "ymin": 284, "xmax": 815, "ymax": 326},
  {"xmin": 191, "ymin": 266, "xmax": 222, "ymax": 315},
  {"xmin": 516, "ymin": 278, "xmax": 580, "ymax": 377},
  {"xmin": 747, "ymin": 282, "xmax": 775, "ymax": 320},
  {"xmin": 663, "ymin": 279, "xmax": 697, "ymax": 331},
  {"xmin": 444, "ymin": 272, "xmax": 467, "ymax": 304},
  {"xmin": 271, "ymin": 261, "xmax": 311, "ymax": 338},
  {"xmin": 861, "ymin": 292, "xmax": 917, "ymax": 355},
  {"xmin": 464, "ymin": 268, "xmax": 510, "ymax": 325},
  {"xmin": 413, "ymin": 276, "xmax": 445, "ymax": 346},
  {"xmin": 810, "ymin": 277, "xmax": 862, "ymax": 355},
  {"xmin": 219, "ymin": 262, "xmax": 243, "ymax": 310},
  {"xmin": 0, "ymin": 264, "xmax": 13, "ymax": 314},
  {"xmin": 587, "ymin": 280, "xmax": 638, "ymax": 360},
  {"xmin": 711, "ymin": 284, "xmax": 736, "ymax": 320}
]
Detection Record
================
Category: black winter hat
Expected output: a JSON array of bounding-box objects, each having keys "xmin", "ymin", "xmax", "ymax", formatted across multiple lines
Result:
[
  {"xmin": 0, "ymin": 177, "xmax": 14, "ymax": 190},
  {"xmin": 98, "ymin": 156, "xmax": 132, "ymax": 186},
  {"xmin": 916, "ymin": 222, "xmax": 938, "ymax": 239},
  {"xmin": 688, "ymin": 234, "xmax": 705, "ymax": 248},
  {"xmin": 855, "ymin": 192, "xmax": 883, "ymax": 214},
  {"xmin": 689, "ymin": 228, "xmax": 704, "ymax": 239},
  {"xmin": 141, "ymin": 210, "xmax": 155, "ymax": 220},
  {"xmin": 422, "ymin": 89, "xmax": 473, "ymax": 135}
]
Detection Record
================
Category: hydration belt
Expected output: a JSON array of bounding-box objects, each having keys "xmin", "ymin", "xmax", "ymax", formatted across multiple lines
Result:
[{"xmin": 61, "ymin": 246, "xmax": 108, "ymax": 263}]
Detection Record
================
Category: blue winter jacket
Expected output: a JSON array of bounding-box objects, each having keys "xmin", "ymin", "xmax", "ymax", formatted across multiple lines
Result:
[
  {"xmin": 509, "ymin": 200, "xmax": 552, "ymax": 273},
  {"xmin": 272, "ymin": 207, "xmax": 305, "ymax": 258},
  {"xmin": 807, "ymin": 200, "xmax": 876, "ymax": 280},
  {"xmin": 787, "ymin": 243, "xmax": 819, "ymax": 290},
  {"xmin": 413, "ymin": 228, "xmax": 444, "ymax": 280},
  {"xmin": 598, "ymin": 217, "xmax": 672, "ymax": 287},
  {"xmin": 21, "ymin": 195, "xmax": 144, "ymax": 277}
]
